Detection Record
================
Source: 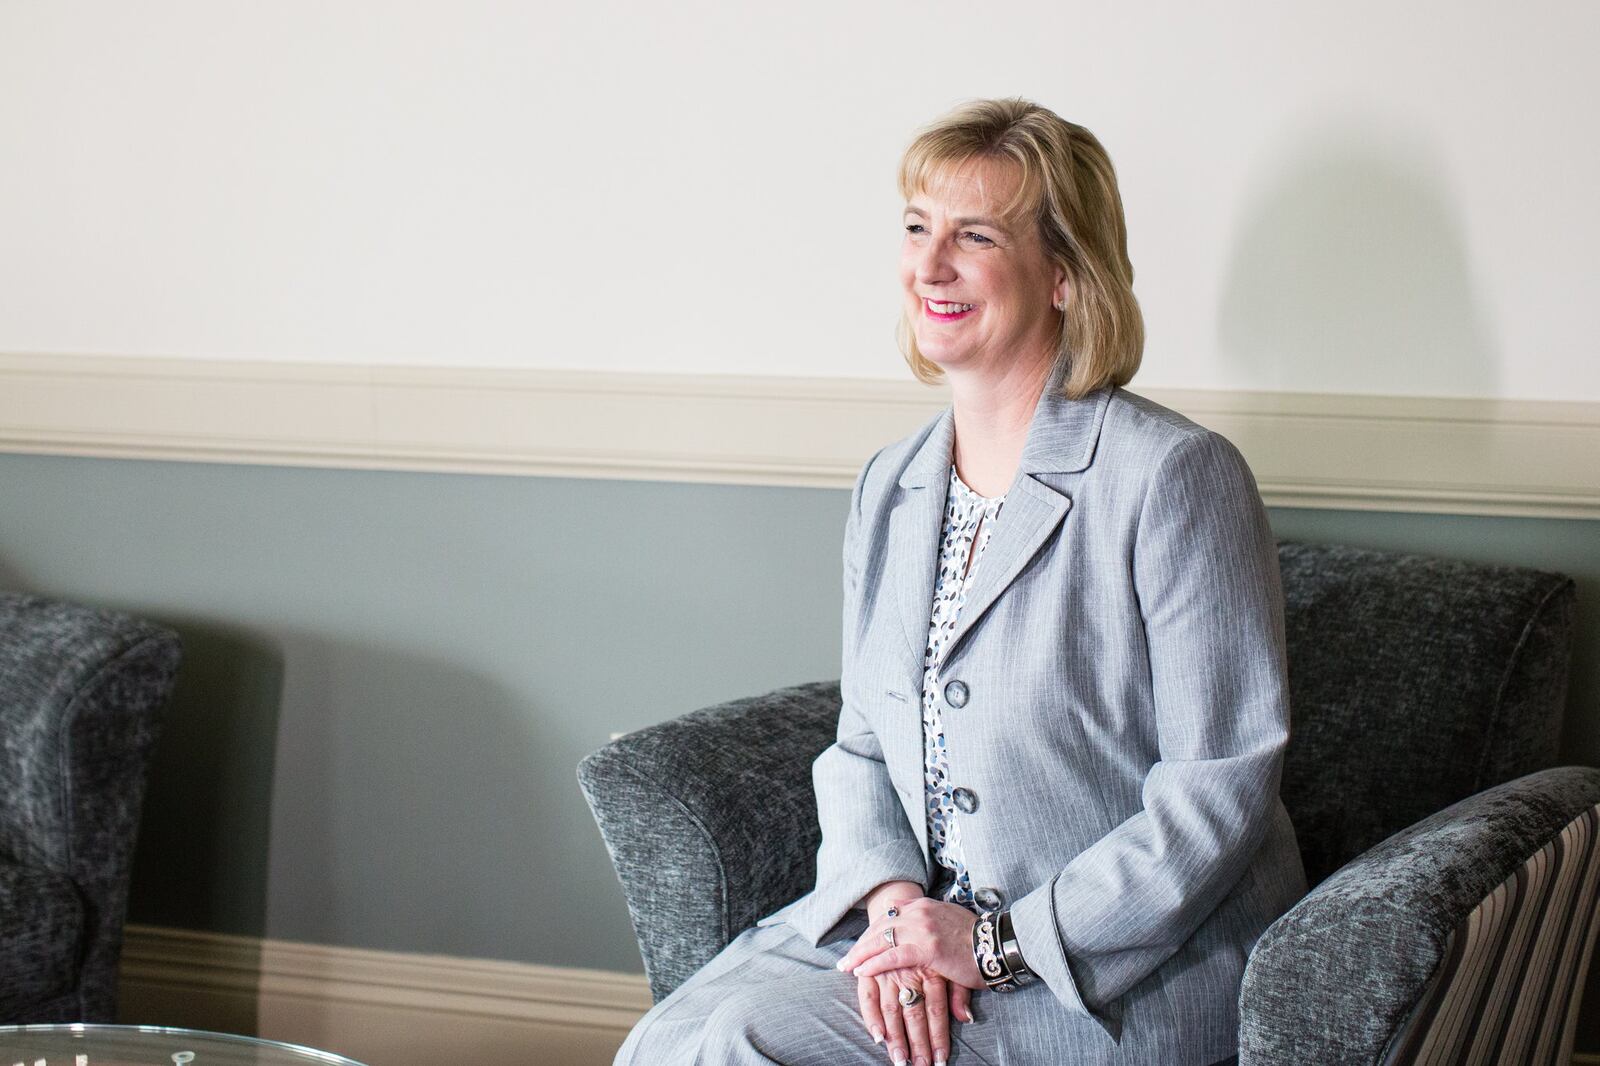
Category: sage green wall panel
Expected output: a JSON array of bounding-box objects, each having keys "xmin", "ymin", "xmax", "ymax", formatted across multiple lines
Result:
[
  {"xmin": 0, "ymin": 453, "xmax": 848, "ymax": 973},
  {"xmin": 1, "ymin": 453, "xmax": 1596, "ymax": 1039}
]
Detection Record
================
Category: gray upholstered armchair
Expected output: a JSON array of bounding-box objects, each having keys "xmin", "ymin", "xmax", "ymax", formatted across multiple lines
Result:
[
  {"xmin": 579, "ymin": 542, "xmax": 1600, "ymax": 1064},
  {"xmin": 0, "ymin": 591, "xmax": 182, "ymax": 1022}
]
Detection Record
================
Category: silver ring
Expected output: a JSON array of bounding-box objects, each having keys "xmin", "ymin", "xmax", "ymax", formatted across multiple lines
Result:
[
  {"xmin": 884, "ymin": 927, "xmax": 896, "ymax": 948},
  {"xmin": 885, "ymin": 905, "xmax": 899, "ymax": 918},
  {"xmin": 898, "ymin": 986, "xmax": 923, "ymax": 1008}
]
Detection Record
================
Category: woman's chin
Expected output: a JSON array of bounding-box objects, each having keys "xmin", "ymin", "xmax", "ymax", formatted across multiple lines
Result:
[
  {"xmin": 914, "ymin": 337, "xmax": 970, "ymax": 368},
  {"xmin": 920, "ymin": 349, "xmax": 976, "ymax": 375}
]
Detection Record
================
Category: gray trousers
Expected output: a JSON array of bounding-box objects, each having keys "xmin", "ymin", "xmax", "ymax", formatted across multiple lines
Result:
[
  {"xmin": 615, "ymin": 911, "xmax": 1004, "ymax": 1065},
  {"xmin": 614, "ymin": 913, "xmax": 1243, "ymax": 1066}
]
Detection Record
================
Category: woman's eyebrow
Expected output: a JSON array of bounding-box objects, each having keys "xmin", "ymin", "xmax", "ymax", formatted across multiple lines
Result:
[{"xmin": 902, "ymin": 205, "xmax": 1010, "ymax": 232}]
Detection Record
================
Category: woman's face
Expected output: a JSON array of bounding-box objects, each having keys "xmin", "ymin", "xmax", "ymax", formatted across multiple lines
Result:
[{"xmin": 900, "ymin": 157, "xmax": 1066, "ymax": 382}]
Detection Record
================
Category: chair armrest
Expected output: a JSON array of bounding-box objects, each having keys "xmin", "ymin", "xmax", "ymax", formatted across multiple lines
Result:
[
  {"xmin": 577, "ymin": 680, "xmax": 839, "ymax": 1002},
  {"xmin": 1239, "ymin": 765, "xmax": 1600, "ymax": 1065},
  {"xmin": 0, "ymin": 590, "xmax": 182, "ymax": 1018}
]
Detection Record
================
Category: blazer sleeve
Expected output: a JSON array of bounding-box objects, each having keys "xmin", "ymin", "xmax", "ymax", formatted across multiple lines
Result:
[
  {"xmin": 1009, "ymin": 429, "xmax": 1290, "ymax": 1037},
  {"xmin": 789, "ymin": 448, "xmax": 930, "ymax": 947}
]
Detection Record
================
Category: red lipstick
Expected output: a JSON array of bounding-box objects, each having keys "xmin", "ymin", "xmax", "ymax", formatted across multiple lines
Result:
[{"xmin": 923, "ymin": 298, "xmax": 976, "ymax": 322}]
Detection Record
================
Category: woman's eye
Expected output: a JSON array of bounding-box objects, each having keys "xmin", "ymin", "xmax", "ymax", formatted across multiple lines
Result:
[
  {"xmin": 904, "ymin": 223, "xmax": 926, "ymax": 235},
  {"xmin": 962, "ymin": 231, "xmax": 994, "ymax": 245}
]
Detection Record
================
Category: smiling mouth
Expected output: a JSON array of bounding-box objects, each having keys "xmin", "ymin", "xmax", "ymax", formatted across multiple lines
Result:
[{"xmin": 924, "ymin": 299, "xmax": 976, "ymax": 321}]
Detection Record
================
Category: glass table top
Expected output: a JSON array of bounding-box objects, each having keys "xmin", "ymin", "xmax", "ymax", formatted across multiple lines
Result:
[{"xmin": 0, "ymin": 1026, "xmax": 367, "ymax": 1065}]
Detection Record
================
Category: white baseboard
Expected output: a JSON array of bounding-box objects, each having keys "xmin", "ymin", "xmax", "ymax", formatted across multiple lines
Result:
[
  {"xmin": 3, "ymin": 353, "xmax": 1598, "ymax": 518},
  {"xmin": 116, "ymin": 924, "xmax": 651, "ymax": 1066}
]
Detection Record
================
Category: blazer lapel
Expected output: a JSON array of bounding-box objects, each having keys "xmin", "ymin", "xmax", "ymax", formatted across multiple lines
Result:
[
  {"xmin": 890, "ymin": 408, "xmax": 955, "ymax": 667},
  {"xmin": 933, "ymin": 479, "xmax": 1069, "ymax": 674},
  {"xmin": 932, "ymin": 378, "xmax": 1114, "ymax": 674}
]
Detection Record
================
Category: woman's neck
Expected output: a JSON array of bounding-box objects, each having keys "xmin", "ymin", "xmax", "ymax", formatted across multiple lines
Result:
[{"xmin": 947, "ymin": 357, "xmax": 1052, "ymax": 498}]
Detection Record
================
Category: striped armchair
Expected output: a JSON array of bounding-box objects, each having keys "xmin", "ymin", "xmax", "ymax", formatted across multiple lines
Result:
[{"xmin": 579, "ymin": 541, "xmax": 1599, "ymax": 1065}]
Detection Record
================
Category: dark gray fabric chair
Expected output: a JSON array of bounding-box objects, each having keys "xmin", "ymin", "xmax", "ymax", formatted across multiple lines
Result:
[
  {"xmin": 0, "ymin": 591, "xmax": 182, "ymax": 1022},
  {"xmin": 579, "ymin": 541, "xmax": 1599, "ymax": 1064}
]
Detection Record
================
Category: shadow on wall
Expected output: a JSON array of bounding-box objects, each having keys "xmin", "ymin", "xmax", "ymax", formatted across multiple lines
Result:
[
  {"xmin": 1216, "ymin": 113, "xmax": 1501, "ymax": 399},
  {"xmin": 125, "ymin": 619, "xmax": 286, "ymax": 1034},
  {"xmin": 0, "ymin": 563, "xmax": 286, "ymax": 951},
  {"xmin": 258, "ymin": 630, "xmax": 549, "ymax": 961}
]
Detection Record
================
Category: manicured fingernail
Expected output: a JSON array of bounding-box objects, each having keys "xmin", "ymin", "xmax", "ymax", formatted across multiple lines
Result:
[
  {"xmin": 936, "ymin": 1058, "xmax": 948, "ymax": 1066},
  {"xmin": 892, "ymin": 1056, "xmax": 907, "ymax": 1066},
  {"xmin": 872, "ymin": 1028, "xmax": 884, "ymax": 1044},
  {"xmin": 836, "ymin": 959, "xmax": 848, "ymax": 970}
]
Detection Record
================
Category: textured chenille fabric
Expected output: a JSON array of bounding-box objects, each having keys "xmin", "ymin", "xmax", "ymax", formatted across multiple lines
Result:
[
  {"xmin": 578, "ymin": 681, "xmax": 841, "ymax": 1000},
  {"xmin": 0, "ymin": 591, "xmax": 182, "ymax": 1022},
  {"xmin": 1238, "ymin": 767, "xmax": 1600, "ymax": 1065},
  {"xmin": 1386, "ymin": 800, "xmax": 1600, "ymax": 1065},
  {"xmin": 1274, "ymin": 541, "xmax": 1575, "ymax": 886},
  {"xmin": 0, "ymin": 863, "xmax": 84, "ymax": 1014}
]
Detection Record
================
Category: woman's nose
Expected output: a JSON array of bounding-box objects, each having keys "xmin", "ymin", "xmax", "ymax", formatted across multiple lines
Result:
[{"xmin": 915, "ymin": 238, "xmax": 955, "ymax": 285}]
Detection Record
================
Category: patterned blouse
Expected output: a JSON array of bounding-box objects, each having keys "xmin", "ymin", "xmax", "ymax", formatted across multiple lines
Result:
[{"xmin": 923, "ymin": 463, "xmax": 1005, "ymax": 911}]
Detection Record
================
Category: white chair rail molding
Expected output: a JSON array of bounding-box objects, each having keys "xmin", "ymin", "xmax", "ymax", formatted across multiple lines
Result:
[{"xmin": 1, "ymin": 353, "xmax": 1596, "ymax": 520}]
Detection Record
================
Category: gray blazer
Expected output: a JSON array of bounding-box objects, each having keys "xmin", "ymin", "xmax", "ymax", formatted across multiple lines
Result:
[{"xmin": 758, "ymin": 374, "xmax": 1308, "ymax": 1065}]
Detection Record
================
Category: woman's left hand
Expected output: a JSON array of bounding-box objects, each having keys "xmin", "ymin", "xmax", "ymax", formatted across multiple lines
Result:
[
  {"xmin": 837, "ymin": 896, "xmax": 986, "ymax": 989},
  {"xmin": 857, "ymin": 970, "xmax": 946, "ymax": 1066}
]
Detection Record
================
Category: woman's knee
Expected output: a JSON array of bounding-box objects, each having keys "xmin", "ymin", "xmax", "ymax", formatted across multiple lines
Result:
[
  {"xmin": 699, "ymin": 986, "xmax": 776, "ymax": 1054},
  {"xmin": 614, "ymin": 996, "xmax": 708, "ymax": 1066},
  {"xmin": 613, "ymin": 985, "xmax": 781, "ymax": 1065},
  {"xmin": 701, "ymin": 979, "xmax": 867, "ymax": 1062}
]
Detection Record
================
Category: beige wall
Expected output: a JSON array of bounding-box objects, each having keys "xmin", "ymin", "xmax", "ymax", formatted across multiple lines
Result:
[{"xmin": 1, "ymin": 1, "xmax": 1596, "ymax": 400}]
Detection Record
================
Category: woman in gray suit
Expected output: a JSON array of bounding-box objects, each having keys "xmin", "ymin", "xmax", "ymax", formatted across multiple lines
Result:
[{"xmin": 615, "ymin": 97, "xmax": 1306, "ymax": 1066}]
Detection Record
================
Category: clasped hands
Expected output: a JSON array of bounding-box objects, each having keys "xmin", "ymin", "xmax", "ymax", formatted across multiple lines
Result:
[{"xmin": 837, "ymin": 882, "xmax": 986, "ymax": 1066}]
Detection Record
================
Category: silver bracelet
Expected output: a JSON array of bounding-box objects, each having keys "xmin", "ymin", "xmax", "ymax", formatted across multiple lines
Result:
[
  {"xmin": 971, "ymin": 910, "xmax": 1021, "ymax": 992},
  {"xmin": 997, "ymin": 910, "xmax": 1036, "ymax": 986}
]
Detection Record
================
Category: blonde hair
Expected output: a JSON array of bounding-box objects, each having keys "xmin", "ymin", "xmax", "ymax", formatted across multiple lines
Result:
[{"xmin": 896, "ymin": 98, "xmax": 1144, "ymax": 399}]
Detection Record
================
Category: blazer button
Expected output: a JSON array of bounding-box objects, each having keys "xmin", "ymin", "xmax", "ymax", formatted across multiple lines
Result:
[
  {"xmin": 974, "ymin": 886, "xmax": 1005, "ymax": 911},
  {"xmin": 944, "ymin": 680, "xmax": 969, "ymax": 708},
  {"xmin": 952, "ymin": 787, "xmax": 979, "ymax": 814}
]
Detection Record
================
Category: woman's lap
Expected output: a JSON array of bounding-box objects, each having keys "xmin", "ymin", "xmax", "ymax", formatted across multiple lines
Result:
[{"xmin": 615, "ymin": 914, "xmax": 1001, "ymax": 1066}]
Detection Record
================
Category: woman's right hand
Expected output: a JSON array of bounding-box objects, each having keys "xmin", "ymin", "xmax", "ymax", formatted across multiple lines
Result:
[
  {"xmin": 855, "ymin": 971, "xmax": 971, "ymax": 1066},
  {"xmin": 855, "ymin": 881, "xmax": 972, "ymax": 1064}
]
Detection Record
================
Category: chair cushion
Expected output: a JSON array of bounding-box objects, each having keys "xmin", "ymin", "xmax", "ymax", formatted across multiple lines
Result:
[
  {"xmin": 0, "ymin": 861, "xmax": 85, "ymax": 1018},
  {"xmin": 1277, "ymin": 542, "xmax": 1575, "ymax": 885}
]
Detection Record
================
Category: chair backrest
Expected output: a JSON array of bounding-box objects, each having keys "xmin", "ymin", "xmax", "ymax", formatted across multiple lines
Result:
[{"xmin": 1275, "ymin": 542, "xmax": 1575, "ymax": 886}]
